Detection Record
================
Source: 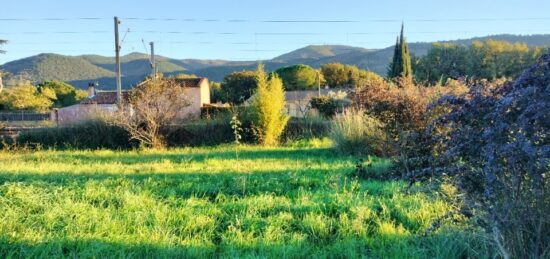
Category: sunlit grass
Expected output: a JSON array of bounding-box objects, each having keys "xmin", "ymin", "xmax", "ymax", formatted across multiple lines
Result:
[{"xmin": 0, "ymin": 144, "xmax": 493, "ymax": 258}]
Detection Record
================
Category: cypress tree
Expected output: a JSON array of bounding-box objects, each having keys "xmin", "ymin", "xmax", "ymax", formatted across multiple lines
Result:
[
  {"xmin": 387, "ymin": 23, "xmax": 412, "ymax": 80},
  {"xmin": 389, "ymin": 37, "xmax": 400, "ymax": 78}
]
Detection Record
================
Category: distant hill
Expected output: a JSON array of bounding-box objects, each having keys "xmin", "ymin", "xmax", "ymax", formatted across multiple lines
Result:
[
  {"xmin": 273, "ymin": 45, "xmax": 373, "ymax": 62},
  {"xmin": 2, "ymin": 53, "xmax": 115, "ymax": 83},
  {"xmin": 1, "ymin": 34, "xmax": 549, "ymax": 89}
]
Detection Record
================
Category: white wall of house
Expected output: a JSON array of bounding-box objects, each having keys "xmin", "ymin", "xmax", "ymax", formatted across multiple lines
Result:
[
  {"xmin": 53, "ymin": 104, "xmax": 118, "ymax": 125},
  {"xmin": 177, "ymin": 80, "xmax": 210, "ymax": 120}
]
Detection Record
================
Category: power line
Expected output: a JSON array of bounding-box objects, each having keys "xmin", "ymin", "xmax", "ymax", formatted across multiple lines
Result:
[
  {"xmin": 1, "ymin": 17, "xmax": 550, "ymax": 23},
  {"xmin": 2, "ymin": 29, "xmax": 549, "ymax": 35}
]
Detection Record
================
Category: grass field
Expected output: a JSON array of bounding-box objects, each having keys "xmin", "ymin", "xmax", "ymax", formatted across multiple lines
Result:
[{"xmin": 0, "ymin": 143, "xmax": 493, "ymax": 258}]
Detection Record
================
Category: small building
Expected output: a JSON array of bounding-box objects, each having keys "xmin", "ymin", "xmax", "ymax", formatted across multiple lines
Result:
[{"xmin": 53, "ymin": 78, "xmax": 211, "ymax": 125}]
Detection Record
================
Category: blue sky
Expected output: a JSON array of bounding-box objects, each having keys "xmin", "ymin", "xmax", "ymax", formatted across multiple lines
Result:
[{"xmin": 1, "ymin": 0, "xmax": 549, "ymax": 63}]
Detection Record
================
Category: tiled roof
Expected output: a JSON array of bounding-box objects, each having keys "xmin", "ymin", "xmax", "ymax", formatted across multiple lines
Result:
[
  {"xmin": 172, "ymin": 78, "xmax": 207, "ymax": 88},
  {"xmin": 80, "ymin": 91, "xmax": 130, "ymax": 105}
]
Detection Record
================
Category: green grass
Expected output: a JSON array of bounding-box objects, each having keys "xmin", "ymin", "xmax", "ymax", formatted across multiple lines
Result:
[{"xmin": 0, "ymin": 143, "xmax": 493, "ymax": 258}]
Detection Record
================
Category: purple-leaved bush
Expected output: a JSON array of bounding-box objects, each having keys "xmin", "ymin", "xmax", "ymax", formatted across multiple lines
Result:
[{"xmin": 416, "ymin": 52, "xmax": 549, "ymax": 258}]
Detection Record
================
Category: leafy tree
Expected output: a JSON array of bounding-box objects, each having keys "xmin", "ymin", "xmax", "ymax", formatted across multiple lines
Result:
[
  {"xmin": 37, "ymin": 81, "xmax": 87, "ymax": 107},
  {"xmin": 321, "ymin": 63, "xmax": 348, "ymax": 87},
  {"xmin": 310, "ymin": 90, "xmax": 351, "ymax": 117},
  {"xmin": 274, "ymin": 64, "xmax": 320, "ymax": 90},
  {"xmin": 414, "ymin": 43, "xmax": 469, "ymax": 84},
  {"xmin": 388, "ymin": 23, "xmax": 412, "ymax": 80},
  {"xmin": 415, "ymin": 40, "xmax": 545, "ymax": 84},
  {"xmin": 321, "ymin": 63, "xmax": 384, "ymax": 88},
  {"xmin": 252, "ymin": 64, "xmax": 289, "ymax": 146},
  {"xmin": 0, "ymin": 83, "xmax": 55, "ymax": 112},
  {"xmin": 218, "ymin": 70, "xmax": 257, "ymax": 104},
  {"xmin": 209, "ymin": 81, "xmax": 223, "ymax": 103}
]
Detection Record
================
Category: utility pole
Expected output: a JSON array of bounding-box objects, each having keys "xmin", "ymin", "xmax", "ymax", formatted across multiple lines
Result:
[
  {"xmin": 114, "ymin": 16, "xmax": 122, "ymax": 104},
  {"xmin": 317, "ymin": 70, "xmax": 321, "ymax": 97},
  {"xmin": 149, "ymin": 41, "xmax": 156, "ymax": 79}
]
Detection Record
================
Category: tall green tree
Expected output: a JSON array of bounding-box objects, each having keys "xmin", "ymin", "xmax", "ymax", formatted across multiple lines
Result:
[
  {"xmin": 218, "ymin": 70, "xmax": 257, "ymax": 104},
  {"xmin": 274, "ymin": 64, "xmax": 319, "ymax": 90},
  {"xmin": 0, "ymin": 83, "xmax": 55, "ymax": 112},
  {"xmin": 388, "ymin": 23, "xmax": 412, "ymax": 80},
  {"xmin": 252, "ymin": 64, "xmax": 289, "ymax": 146},
  {"xmin": 37, "ymin": 81, "xmax": 87, "ymax": 107}
]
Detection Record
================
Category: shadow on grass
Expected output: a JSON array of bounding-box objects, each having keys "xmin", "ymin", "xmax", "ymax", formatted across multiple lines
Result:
[
  {"xmin": 0, "ymin": 230, "xmax": 493, "ymax": 258},
  {"xmin": 0, "ymin": 167, "xmax": 343, "ymax": 200},
  {"xmin": 45, "ymin": 147, "xmax": 338, "ymax": 165}
]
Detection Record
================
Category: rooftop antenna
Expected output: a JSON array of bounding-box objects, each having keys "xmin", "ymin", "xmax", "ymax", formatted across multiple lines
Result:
[{"xmin": 141, "ymin": 39, "xmax": 156, "ymax": 79}]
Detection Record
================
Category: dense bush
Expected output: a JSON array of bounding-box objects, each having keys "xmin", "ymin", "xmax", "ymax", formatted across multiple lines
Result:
[
  {"xmin": 412, "ymin": 53, "xmax": 550, "ymax": 258},
  {"xmin": 329, "ymin": 109, "xmax": 386, "ymax": 156},
  {"xmin": 200, "ymin": 105, "xmax": 232, "ymax": 119},
  {"xmin": 16, "ymin": 120, "xmax": 136, "ymax": 149},
  {"xmin": 352, "ymin": 77, "xmax": 468, "ymax": 156},
  {"xmin": 166, "ymin": 120, "xmax": 236, "ymax": 147},
  {"xmin": 310, "ymin": 90, "xmax": 351, "ymax": 117},
  {"xmin": 281, "ymin": 117, "xmax": 331, "ymax": 142}
]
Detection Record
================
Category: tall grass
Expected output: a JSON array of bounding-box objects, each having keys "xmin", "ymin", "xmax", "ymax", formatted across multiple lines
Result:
[
  {"xmin": 330, "ymin": 109, "xmax": 387, "ymax": 156},
  {"xmin": 0, "ymin": 145, "xmax": 494, "ymax": 258}
]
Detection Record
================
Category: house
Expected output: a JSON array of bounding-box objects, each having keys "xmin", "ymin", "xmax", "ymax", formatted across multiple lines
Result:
[{"xmin": 53, "ymin": 78, "xmax": 211, "ymax": 124}]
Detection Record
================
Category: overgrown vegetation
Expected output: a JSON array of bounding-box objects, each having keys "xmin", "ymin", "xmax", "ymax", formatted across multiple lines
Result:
[
  {"xmin": 310, "ymin": 90, "xmax": 351, "ymax": 117},
  {"xmin": 329, "ymin": 109, "xmax": 386, "ymax": 156},
  {"xmin": 408, "ymin": 54, "xmax": 550, "ymax": 258}
]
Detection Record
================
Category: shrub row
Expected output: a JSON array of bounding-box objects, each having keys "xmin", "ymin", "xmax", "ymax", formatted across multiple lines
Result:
[
  {"xmin": 14, "ymin": 120, "xmax": 137, "ymax": 150},
  {"xmin": 13, "ymin": 117, "xmax": 331, "ymax": 149}
]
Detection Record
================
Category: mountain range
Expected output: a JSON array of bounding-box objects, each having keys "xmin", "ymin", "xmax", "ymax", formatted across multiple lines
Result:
[{"xmin": 1, "ymin": 34, "xmax": 549, "ymax": 89}]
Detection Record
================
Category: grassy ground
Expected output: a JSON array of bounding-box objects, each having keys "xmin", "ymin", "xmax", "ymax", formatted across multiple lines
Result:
[{"xmin": 0, "ymin": 142, "xmax": 493, "ymax": 258}]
